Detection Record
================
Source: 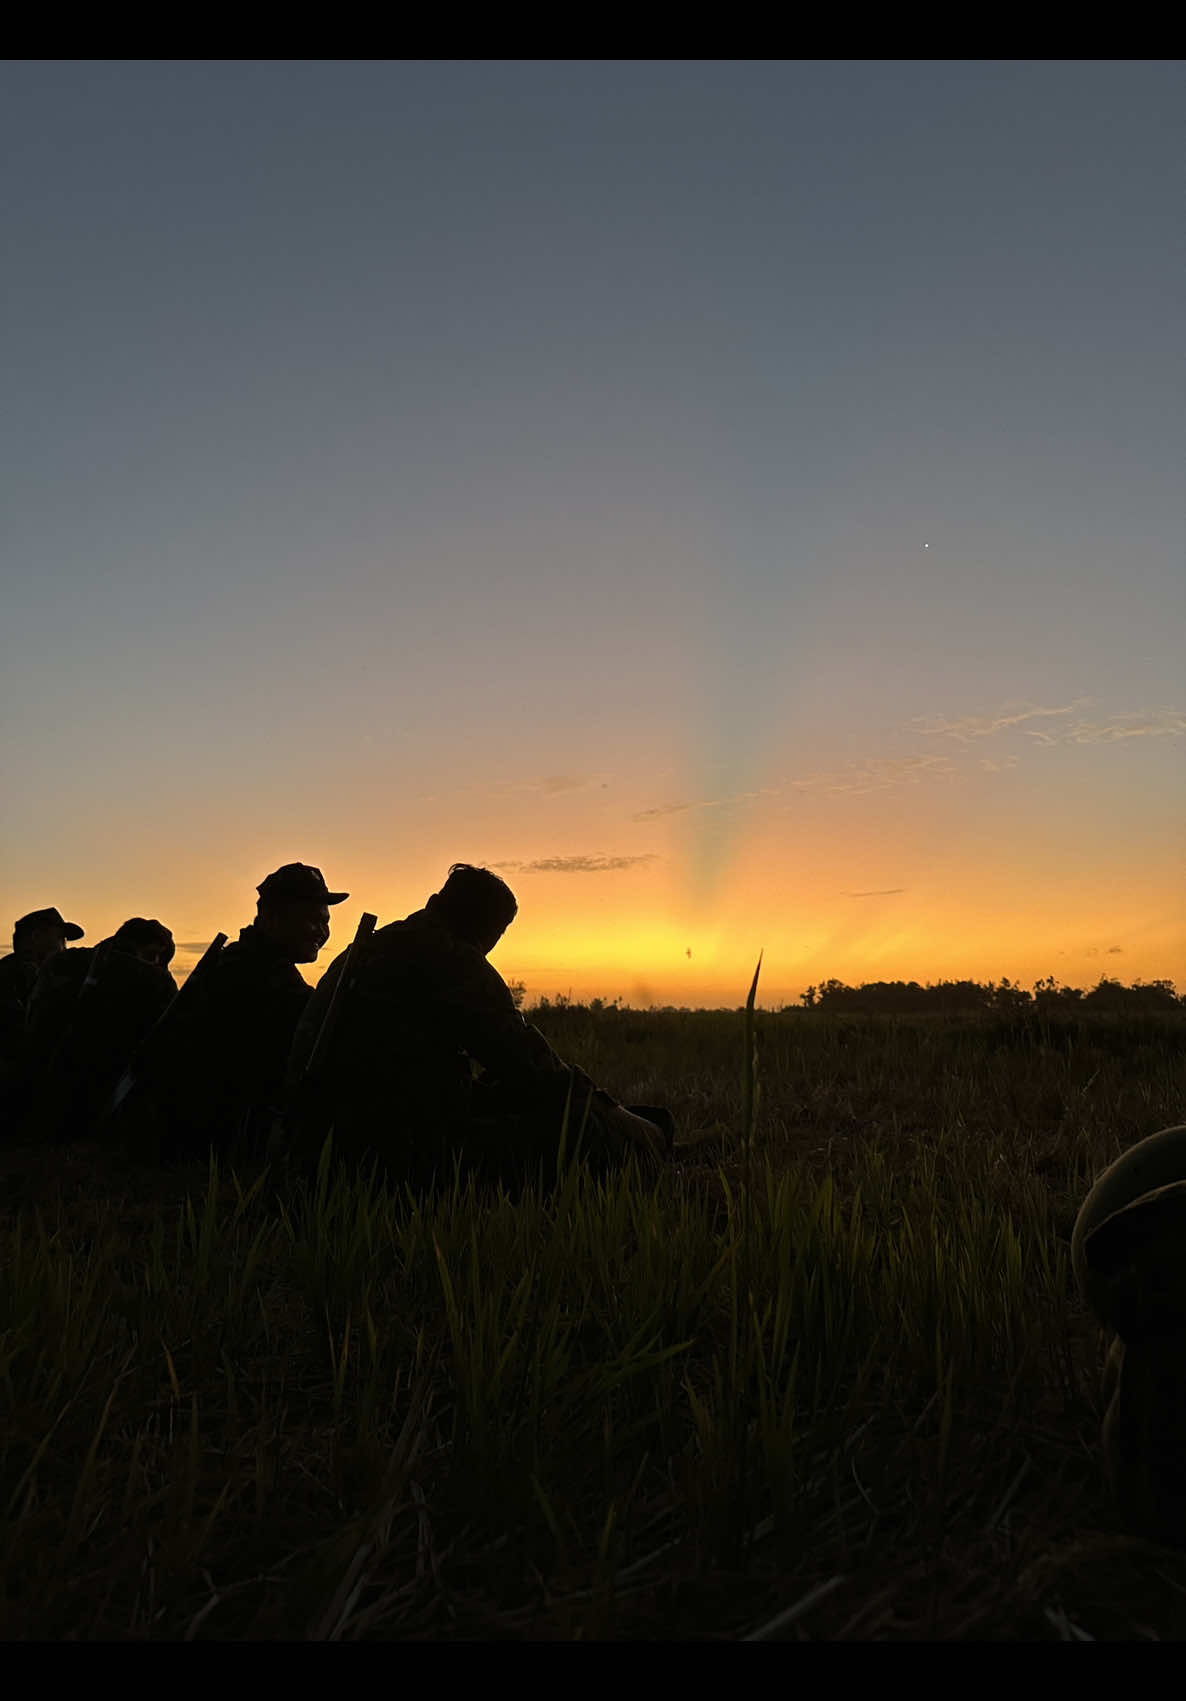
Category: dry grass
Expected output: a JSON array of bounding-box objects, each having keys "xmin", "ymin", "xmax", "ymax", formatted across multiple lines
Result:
[{"xmin": 1, "ymin": 1003, "xmax": 1184, "ymax": 1639}]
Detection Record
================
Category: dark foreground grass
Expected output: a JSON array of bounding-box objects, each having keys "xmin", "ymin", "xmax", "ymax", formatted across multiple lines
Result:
[{"xmin": 2, "ymin": 1006, "xmax": 1185, "ymax": 1640}]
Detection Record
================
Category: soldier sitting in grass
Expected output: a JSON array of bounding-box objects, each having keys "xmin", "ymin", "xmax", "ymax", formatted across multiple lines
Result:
[
  {"xmin": 21, "ymin": 918, "xmax": 177, "ymax": 1145},
  {"xmin": 127, "ymin": 863, "xmax": 347, "ymax": 1164},
  {"xmin": 284, "ymin": 863, "xmax": 673, "ymax": 1189},
  {"xmin": 0, "ymin": 906, "xmax": 85, "ymax": 1134}
]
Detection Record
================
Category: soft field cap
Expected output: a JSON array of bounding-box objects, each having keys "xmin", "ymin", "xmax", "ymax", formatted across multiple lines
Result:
[{"xmin": 256, "ymin": 864, "xmax": 348, "ymax": 905}]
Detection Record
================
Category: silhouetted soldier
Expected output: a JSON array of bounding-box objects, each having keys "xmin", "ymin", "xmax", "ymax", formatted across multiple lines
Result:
[
  {"xmin": 145, "ymin": 863, "xmax": 347, "ymax": 1162},
  {"xmin": 0, "ymin": 906, "xmax": 84, "ymax": 1131},
  {"xmin": 21, "ymin": 919, "xmax": 177, "ymax": 1144},
  {"xmin": 285, "ymin": 863, "xmax": 671, "ymax": 1189}
]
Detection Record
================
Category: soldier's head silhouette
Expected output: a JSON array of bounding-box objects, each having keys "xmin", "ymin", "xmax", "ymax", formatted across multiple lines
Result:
[
  {"xmin": 254, "ymin": 864, "xmax": 348, "ymax": 963},
  {"xmin": 111, "ymin": 917, "xmax": 175, "ymax": 970},
  {"xmin": 13, "ymin": 907, "xmax": 84, "ymax": 967},
  {"xmin": 426, "ymin": 864, "xmax": 518, "ymax": 956}
]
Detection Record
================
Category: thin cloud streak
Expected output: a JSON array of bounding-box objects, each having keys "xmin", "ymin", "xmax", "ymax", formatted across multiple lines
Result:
[
  {"xmin": 493, "ymin": 773, "xmax": 613, "ymax": 797},
  {"xmin": 424, "ymin": 773, "xmax": 613, "ymax": 805},
  {"xmin": 911, "ymin": 700, "xmax": 1185, "ymax": 749},
  {"xmin": 632, "ymin": 759, "xmax": 953, "ymax": 820},
  {"xmin": 1059, "ymin": 709, "xmax": 1186, "ymax": 744},
  {"xmin": 847, "ymin": 888, "xmax": 906, "ymax": 897},
  {"xmin": 630, "ymin": 790, "xmax": 770, "ymax": 822},
  {"xmin": 909, "ymin": 701, "xmax": 1087, "ymax": 742},
  {"xmin": 631, "ymin": 801, "xmax": 700, "ymax": 821},
  {"xmin": 629, "ymin": 701, "xmax": 1183, "ymax": 827},
  {"xmin": 493, "ymin": 853, "xmax": 659, "ymax": 875},
  {"xmin": 786, "ymin": 755, "xmax": 956, "ymax": 795},
  {"xmin": 527, "ymin": 773, "xmax": 613, "ymax": 794}
]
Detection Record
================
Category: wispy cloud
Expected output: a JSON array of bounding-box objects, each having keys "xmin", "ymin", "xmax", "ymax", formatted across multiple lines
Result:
[
  {"xmin": 428, "ymin": 773, "xmax": 614, "ymax": 806},
  {"xmin": 846, "ymin": 887, "xmax": 906, "ymax": 898},
  {"xmin": 493, "ymin": 853, "xmax": 659, "ymax": 875},
  {"xmin": 910, "ymin": 699, "xmax": 1185, "ymax": 750},
  {"xmin": 1059, "ymin": 708, "xmax": 1186, "ymax": 744},
  {"xmin": 909, "ymin": 701, "xmax": 1087, "ymax": 742},
  {"xmin": 631, "ymin": 800, "xmax": 700, "ymax": 821},
  {"xmin": 533, "ymin": 774, "xmax": 612, "ymax": 794},
  {"xmin": 630, "ymin": 790, "xmax": 770, "ymax": 822},
  {"xmin": 491, "ymin": 773, "xmax": 613, "ymax": 798},
  {"xmin": 175, "ymin": 941, "xmax": 215, "ymax": 953},
  {"xmin": 1107, "ymin": 946, "xmax": 1124, "ymax": 955},
  {"xmin": 626, "ymin": 699, "xmax": 1185, "ymax": 828},
  {"xmin": 632, "ymin": 758, "xmax": 954, "ymax": 820},
  {"xmin": 786, "ymin": 754, "xmax": 956, "ymax": 795}
]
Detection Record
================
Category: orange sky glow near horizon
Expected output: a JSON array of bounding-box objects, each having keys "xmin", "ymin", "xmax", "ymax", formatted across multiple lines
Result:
[{"xmin": 8, "ymin": 703, "xmax": 1182, "ymax": 1008}]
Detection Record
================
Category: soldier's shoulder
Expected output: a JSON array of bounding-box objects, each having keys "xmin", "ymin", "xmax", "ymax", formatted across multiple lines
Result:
[
  {"xmin": 38, "ymin": 947, "xmax": 91, "ymax": 989},
  {"xmin": 214, "ymin": 932, "xmax": 282, "ymax": 978},
  {"xmin": 376, "ymin": 913, "xmax": 423, "ymax": 943},
  {"xmin": 206, "ymin": 935, "xmax": 299, "ymax": 1000},
  {"xmin": 206, "ymin": 951, "xmax": 249, "ymax": 996},
  {"xmin": 356, "ymin": 916, "xmax": 423, "ymax": 968}
]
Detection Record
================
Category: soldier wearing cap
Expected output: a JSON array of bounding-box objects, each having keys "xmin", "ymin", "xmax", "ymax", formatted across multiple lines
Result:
[
  {"xmin": 145, "ymin": 863, "xmax": 347, "ymax": 1161},
  {"xmin": 21, "ymin": 919, "xmax": 177, "ymax": 1145},
  {"xmin": 0, "ymin": 907, "xmax": 85, "ymax": 1127},
  {"xmin": 285, "ymin": 863, "xmax": 671, "ymax": 1190}
]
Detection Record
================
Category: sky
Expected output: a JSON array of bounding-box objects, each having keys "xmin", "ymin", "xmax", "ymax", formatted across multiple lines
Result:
[{"xmin": 2, "ymin": 60, "xmax": 1183, "ymax": 1006}]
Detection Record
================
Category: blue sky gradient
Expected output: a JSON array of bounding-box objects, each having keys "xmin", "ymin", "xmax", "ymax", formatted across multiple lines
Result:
[{"xmin": 3, "ymin": 61, "xmax": 1181, "ymax": 1000}]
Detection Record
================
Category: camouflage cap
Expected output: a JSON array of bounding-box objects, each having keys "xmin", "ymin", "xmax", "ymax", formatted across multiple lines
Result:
[
  {"xmin": 14, "ymin": 907, "xmax": 84, "ymax": 944},
  {"xmin": 256, "ymin": 863, "xmax": 349, "ymax": 906}
]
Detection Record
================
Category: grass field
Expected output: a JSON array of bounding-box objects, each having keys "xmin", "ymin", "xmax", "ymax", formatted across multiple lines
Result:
[{"xmin": 2, "ymin": 1002, "xmax": 1185, "ymax": 1640}]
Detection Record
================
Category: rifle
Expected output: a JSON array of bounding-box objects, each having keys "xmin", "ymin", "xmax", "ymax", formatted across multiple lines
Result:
[
  {"xmin": 302, "ymin": 912, "xmax": 378, "ymax": 1083},
  {"xmin": 277, "ymin": 911, "xmax": 377, "ymax": 1169},
  {"xmin": 105, "ymin": 931, "xmax": 229, "ymax": 1119}
]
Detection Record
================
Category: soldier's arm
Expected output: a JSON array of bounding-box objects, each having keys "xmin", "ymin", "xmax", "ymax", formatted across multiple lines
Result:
[{"xmin": 441, "ymin": 949, "xmax": 612, "ymax": 1112}]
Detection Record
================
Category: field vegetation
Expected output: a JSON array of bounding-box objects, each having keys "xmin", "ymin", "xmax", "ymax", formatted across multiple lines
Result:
[{"xmin": 2, "ymin": 980, "xmax": 1185, "ymax": 1639}]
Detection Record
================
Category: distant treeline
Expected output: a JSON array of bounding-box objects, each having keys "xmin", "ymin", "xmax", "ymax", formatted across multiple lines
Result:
[
  {"xmin": 795, "ymin": 975, "xmax": 1181, "ymax": 1016},
  {"xmin": 515, "ymin": 976, "xmax": 1183, "ymax": 1017}
]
